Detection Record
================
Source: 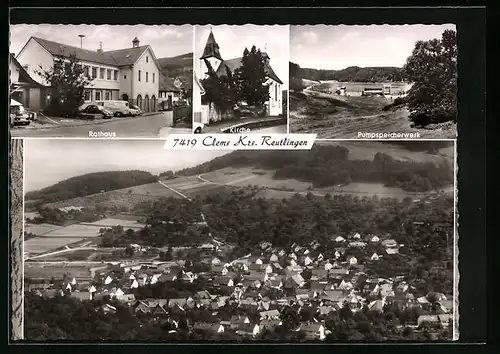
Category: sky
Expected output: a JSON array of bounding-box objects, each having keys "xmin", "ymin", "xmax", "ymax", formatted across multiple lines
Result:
[
  {"xmin": 10, "ymin": 24, "xmax": 194, "ymax": 59},
  {"xmin": 194, "ymin": 25, "xmax": 289, "ymax": 90},
  {"xmin": 290, "ymin": 24, "xmax": 456, "ymax": 70},
  {"xmin": 24, "ymin": 139, "xmax": 231, "ymax": 192}
]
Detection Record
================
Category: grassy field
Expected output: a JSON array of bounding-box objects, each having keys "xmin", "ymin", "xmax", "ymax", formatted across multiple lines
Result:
[
  {"xmin": 24, "ymin": 264, "xmax": 92, "ymax": 279},
  {"xmin": 42, "ymin": 224, "xmax": 102, "ymax": 238},
  {"xmin": 81, "ymin": 218, "xmax": 146, "ymax": 230},
  {"xmin": 289, "ymin": 90, "xmax": 457, "ymax": 139},
  {"xmin": 24, "ymin": 237, "xmax": 86, "ymax": 254},
  {"xmin": 44, "ymin": 190, "xmax": 167, "ymax": 210},
  {"xmin": 25, "ymin": 223, "xmax": 62, "ymax": 236}
]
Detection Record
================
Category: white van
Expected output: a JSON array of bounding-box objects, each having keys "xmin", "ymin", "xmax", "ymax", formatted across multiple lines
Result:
[{"xmin": 97, "ymin": 100, "xmax": 130, "ymax": 117}]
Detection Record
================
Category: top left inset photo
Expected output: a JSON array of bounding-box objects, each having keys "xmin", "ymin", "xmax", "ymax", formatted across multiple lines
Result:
[{"xmin": 9, "ymin": 24, "xmax": 194, "ymax": 138}]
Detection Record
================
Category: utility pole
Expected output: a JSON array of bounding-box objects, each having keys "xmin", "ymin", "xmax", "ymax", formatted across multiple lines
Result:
[{"xmin": 78, "ymin": 34, "xmax": 85, "ymax": 48}]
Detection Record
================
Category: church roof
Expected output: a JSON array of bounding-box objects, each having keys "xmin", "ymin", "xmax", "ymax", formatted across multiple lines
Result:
[
  {"xmin": 200, "ymin": 31, "xmax": 223, "ymax": 61},
  {"xmin": 215, "ymin": 56, "xmax": 283, "ymax": 85}
]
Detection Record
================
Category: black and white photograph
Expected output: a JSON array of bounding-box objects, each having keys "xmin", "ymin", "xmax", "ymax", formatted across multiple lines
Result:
[
  {"xmin": 193, "ymin": 25, "xmax": 289, "ymax": 134},
  {"xmin": 289, "ymin": 25, "xmax": 458, "ymax": 139},
  {"xmin": 9, "ymin": 25, "xmax": 194, "ymax": 138},
  {"xmin": 22, "ymin": 139, "xmax": 457, "ymax": 342}
]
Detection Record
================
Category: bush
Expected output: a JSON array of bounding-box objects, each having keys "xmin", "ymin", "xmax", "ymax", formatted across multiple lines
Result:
[{"xmin": 290, "ymin": 77, "xmax": 306, "ymax": 92}]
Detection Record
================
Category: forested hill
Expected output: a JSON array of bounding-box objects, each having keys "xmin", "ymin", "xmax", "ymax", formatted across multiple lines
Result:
[
  {"xmin": 25, "ymin": 171, "xmax": 158, "ymax": 204},
  {"xmin": 175, "ymin": 143, "xmax": 454, "ymax": 193},
  {"xmin": 290, "ymin": 62, "xmax": 404, "ymax": 82}
]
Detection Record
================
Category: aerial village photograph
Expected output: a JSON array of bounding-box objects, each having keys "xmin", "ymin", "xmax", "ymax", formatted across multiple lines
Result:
[
  {"xmin": 9, "ymin": 24, "xmax": 194, "ymax": 138},
  {"xmin": 192, "ymin": 25, "xmax": 289, "ymax": 134},
  {"xmin": 22, "ymin": 138, "xmax": 457, "ymax": 342},
  {"xmin": 289, "ymin": 24, "xmax": 458, "ymax": 139}
]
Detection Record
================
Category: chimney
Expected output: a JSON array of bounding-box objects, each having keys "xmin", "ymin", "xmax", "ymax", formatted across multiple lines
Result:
[
  {"xmin": 97, "ymin": 41, "xmax": 103, "ymax": 54},
  {"xmin": 132, "ymin": 37, "xmax": 140, "ymax": 48}
]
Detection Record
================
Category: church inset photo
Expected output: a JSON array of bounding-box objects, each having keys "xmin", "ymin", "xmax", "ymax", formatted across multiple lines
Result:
[{"xmin": 193, "ymin": 25, "xmax": 289, "ymax": 134}]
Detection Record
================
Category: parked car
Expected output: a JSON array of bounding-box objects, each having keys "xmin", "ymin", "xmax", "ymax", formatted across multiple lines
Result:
[
  {"xmin": 79, "ymin": 104, "xmax": 113, "ymax": 119},
  {"xmin": 128, "ymin": 105, "xmax": 143, "ymax": 116},
  {"xmin": 193, "ymin": 122, "xmax": 204, "ymax": 134},
  {"xmin": 10, "ymin": 99, "xmax": 31, "ymax": 126},
  {"xmin": 98, "ymin": 100, "xmax": 131, "ymax": 117}
]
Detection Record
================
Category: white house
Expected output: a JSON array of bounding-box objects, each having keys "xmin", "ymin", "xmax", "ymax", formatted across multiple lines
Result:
[
  {"xmin": 9, "ymin": 54, "xmax": 47, "ymax": 112},
  {"xmin": 347, "ymin": 256, "xmax": 358, "ymax": 265},
  {"xmin": 335, "ymin": 236, "xmax": 346, "ymax": 243},
  {"xmin": 16, "ymin": 36, "xmax": 160, "ymax": 110},
  {"xmin": 196, "ymin": 29, "xmax": 283, "ymax": 124},
  {"xmin": 371, "ymin": 253, "xmax": 380, "ymax": 261}
]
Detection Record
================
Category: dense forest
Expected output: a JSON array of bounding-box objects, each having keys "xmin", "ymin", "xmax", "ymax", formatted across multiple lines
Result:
[
  {"xmin": 25, "ymin": 170, "xmax": 158, "ymax": 205},
  {"xmin": 174, "ymin": 144, "xmax": 453, "ymax": 192},
  {"xmin": 290, "ymin": 62, "xmax": 404, "ymax": 83},
  {"xmin": 24, "ymin": 293, "xmax": 450, "ymax": 341}
]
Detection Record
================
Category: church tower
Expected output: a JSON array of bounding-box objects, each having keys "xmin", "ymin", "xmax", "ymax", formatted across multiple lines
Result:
[{"xmin": 200, "ymin": 29, "xmax": 223, "ymax": 78}]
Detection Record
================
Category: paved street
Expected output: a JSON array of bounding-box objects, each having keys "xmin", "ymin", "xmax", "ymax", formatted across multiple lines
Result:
[
  {"xmin": 10, "ymin": 112, "xmax": 179, "ymax": 138},
  {"xmin": 200, "ymin": 116, "xmax": 287, "ymax": 134}
]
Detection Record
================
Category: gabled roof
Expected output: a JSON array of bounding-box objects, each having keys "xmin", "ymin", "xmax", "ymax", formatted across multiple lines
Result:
[
  {"xmin": 10, "ymin": 54, "xmax": 45, "ymax": 87},
  {"xmin": 26, "ymin": 36, "xmax": 152, "ymax": 67},
  {"xmin": 216, "ymin": 56, "xmax": 283, "ymax": 85}
]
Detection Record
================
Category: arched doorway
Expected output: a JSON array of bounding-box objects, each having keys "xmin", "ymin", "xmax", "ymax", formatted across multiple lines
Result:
[
  {"xmin": 151, "ymin": 95, "xmax": 156, "ymax": 112},
  {"xmin": 144, "ymin": 94, "xmax": 150, "ymax": 112},
  {"xmin": 136, "ymin": 95, "xmax": 142, "ymax": 110}
]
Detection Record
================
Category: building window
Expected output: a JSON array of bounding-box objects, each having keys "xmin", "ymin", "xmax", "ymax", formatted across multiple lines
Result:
[
  {"xmin": 99, "ymin": 68, "xmax": 105, "ymax": 79},
  {"xmin": 84, "ymin": 66, "xmax": 90, "ymax": 78},
  {"xmin": 84, "ymin": 90, "xmax": 91, "ymax": 101},
  {"xmin": 105, "ymin": 91, "xmax": 111, "ymax": 100},
  {"xmin": 146, "ymin": 56, "xmax": 149, "ymax": 63},
  {"xmin": 114, "ymin": 70, "xmax": 118, "ymax": 81},
  {"xmin": 275, "ymin": 83, "xmax": 278, "ymax": 101},
  {"xmin": 107, "ymin": 69, "xmax": 111, "ymax": 80},
  {"xmin": 153, "ymin": 73, "xmax": 155, "ymax": 83},
  {"xmin": 92, "ymin": 67, "xmax": 97, "ymax": 78},
  {"xmin": 146, "ymin": 72, "xmax": 149, "ymax": 83},
  {"xmin": 95, "ymin": 90, "xmax": 102, "ymax": 100},
  {"xmin": 124, "ymin": 74, "xmax": 127, "ymax": 80},
  {"xmin": 138, "ymin": 70, "xmax": 141, "ymax": 82}
]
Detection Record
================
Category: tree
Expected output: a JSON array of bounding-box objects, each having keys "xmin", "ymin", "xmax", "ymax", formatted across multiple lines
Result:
[
  {"xmin": 36, "ymin": 53, "xmax": 93, "ymax": 117},
  {"xmin": 403, "ymin": 30, "xmax": 457, "ymax": 126},
  {"xmin": 200, "ymin": 60, "xmax": 239, "ymax": 113},
  {"xmin": 236, "ymin": 46, "xmax": 270, "ymax": 106}
]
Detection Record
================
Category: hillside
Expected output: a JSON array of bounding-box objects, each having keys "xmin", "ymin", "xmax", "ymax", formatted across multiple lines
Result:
[
  {"xmin": 158, "ymin": 52, "xmax": 193, "ymax": 90},
  {"xmin": 290, "ymin": 61, "xmax": 403, "ymax": 82},
  {"xmin": 25, "ymin": 171, "xmax": 159, "ymax": 205},
  {"xmin": 174, "ymin": 143, "xmax": 454, "ymax": 193}
]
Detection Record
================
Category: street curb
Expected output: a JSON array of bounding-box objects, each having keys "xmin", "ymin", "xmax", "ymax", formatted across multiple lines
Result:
[{"xmin": 29, "ymin": 112, "xmax": 164, "ymax": 131}]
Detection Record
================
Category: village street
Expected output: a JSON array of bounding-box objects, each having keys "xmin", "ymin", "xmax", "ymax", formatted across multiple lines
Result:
[{"xmin": 10, "ymin": 112, "xmax": 189, "ymax": 138}]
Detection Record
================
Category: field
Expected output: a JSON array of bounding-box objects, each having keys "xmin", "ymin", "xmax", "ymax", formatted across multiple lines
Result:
[
  {"xmin": 35, "ymin": 249, "xmax": 98, "ymax": 262},
  {"xmin": 25, "ymin": 223, "xmax": 62, "ymax": 236},
  {"xmin": 24, "ymin": 264, "xmax": 92, "ymax": 279},
  {"xmin": 81, "ymin": 218, "xmax": 146, "ymax": 230},
  {"xmin": 289, "ymin": 88, "xmax": 457, "ymax": 139},
  {"xmin": 43, "ymin": 190, "xmax": 167, "ymax": 210},
  {"xmin": 24, "ymin": 237, "xmax": 86, "ymax": 254},
  {"xmin": 42, "ymin": 223, "xmax": 102, "ymax": 238}
]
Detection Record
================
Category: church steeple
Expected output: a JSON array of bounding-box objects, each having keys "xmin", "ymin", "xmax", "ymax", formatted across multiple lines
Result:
[{"xmin": 200, "ymin": 29, "xmax": 223, "ymax": 61}]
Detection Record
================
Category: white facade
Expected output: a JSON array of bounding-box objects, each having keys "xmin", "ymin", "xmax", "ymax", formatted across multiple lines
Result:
[{"xmin": 16, "ymin": 37, "xmax": 160, "ymax": 105}]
